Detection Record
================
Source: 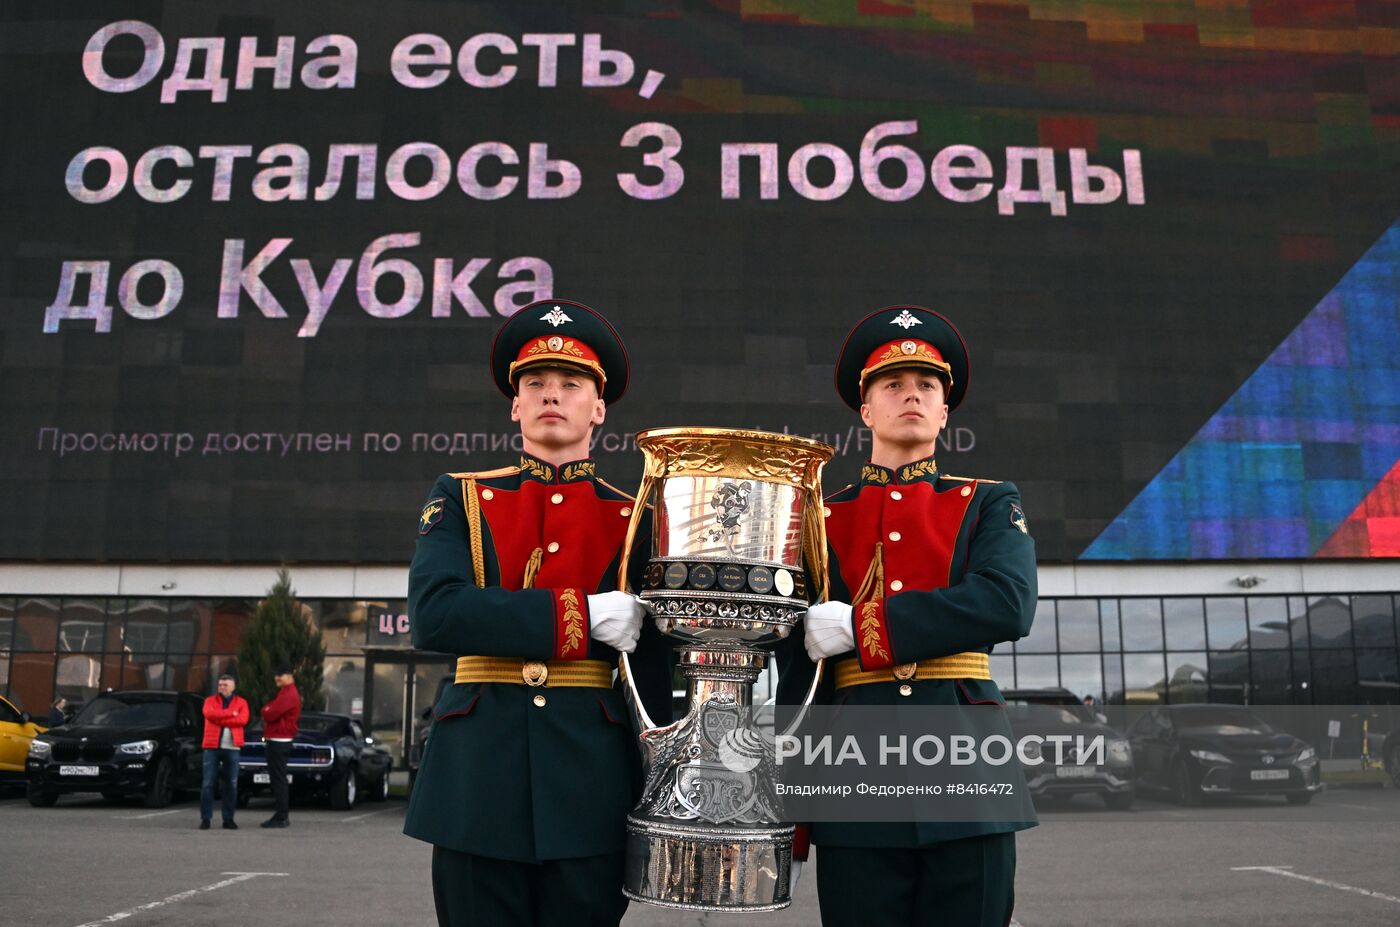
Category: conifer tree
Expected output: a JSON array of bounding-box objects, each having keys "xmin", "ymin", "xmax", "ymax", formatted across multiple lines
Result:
[{"xmin": 236, "ymin": 568, "xmax": 327, "ymax": 711}]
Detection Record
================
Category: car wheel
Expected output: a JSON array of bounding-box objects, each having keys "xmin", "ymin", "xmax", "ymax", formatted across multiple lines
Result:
[
  {"xmin": 1103, "ymin": 790, "xmax": 1135, "ymax": 811},
  {"xmin": 1172, "ymin": 758, "xmax": 1200, "ymax": 807},
  {"xmin": 330, "ymin": 765, "xmax": 357, "ymax": 811},
  {"xmin": 1285, "ymin": 792, "xmax": 1314, "ymax": 805},
  {"xmin": 1386, "ymin": 747, "xmax": 1400, "ymax": 789},
  {"xmin": 143, "ymin": 758, "xmax": 174, "ymax": 809},
  {"xmin": 367, "ymin": 768, "xmax": 389, "ymax": 803},
  {"xmin": 27, "ymin": 783, "xmax": 59, "ymax": 807}
]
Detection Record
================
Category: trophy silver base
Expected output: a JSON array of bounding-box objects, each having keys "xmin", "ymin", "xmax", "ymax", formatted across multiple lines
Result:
[{"xmin": 622, "ymin": 816, "xmax": 794, "ymax": 912}]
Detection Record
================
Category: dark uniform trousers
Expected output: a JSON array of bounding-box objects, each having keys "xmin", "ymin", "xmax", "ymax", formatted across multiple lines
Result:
[
  {"xmin": 815, "ymin": 834, "xmax": 1017, "ymax": 927},
  {"xmin": 778, "ymin": 456, "xmax": 1038, "ymax": 927},
  {"xmin": 432, "ymin": 847, "xmax": 627, "ymax": 927},
  {"xmin": 403, "ymin": 456, "xmax": 670, "ymax": 927}
]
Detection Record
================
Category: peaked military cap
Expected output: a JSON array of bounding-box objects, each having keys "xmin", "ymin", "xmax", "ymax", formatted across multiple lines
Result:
[
  {"xmin": 491, "ymin": 299, "xmax": 630, "ymax": 404},
  {"xmin": 834, "ymin": 305, "xmax": 971, "ymax": 411}
]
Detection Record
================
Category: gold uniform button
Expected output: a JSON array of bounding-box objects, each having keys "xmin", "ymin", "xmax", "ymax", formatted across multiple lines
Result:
[
  {"xmin": 823, "ymin": 506, "xmax": 832, "ymax": 518},
  {"xmin": 551, "ymin": 492, "xmax": 564, "ymax": 504},
  {"xmin": 546, "ymin": 541, "xmax": 560, "ymax": 553},
  {"xmin": 898, "ymin": 684, "xmax": 913, "ymax": 697},
  {"xmin": 481, "ymin": 489, "xmax": 494, "ymax": 500},
  {"xmin": 890, "ymin": 580, "xmax": 904, "ymax": 592},
  {"xmin": 961, "ymin": 485, "xmax": 972, "ymax": 497},
  {"xmin": 888, "ymin": 531, "xmax": 902, "ymax": 542},
  {"xmin": 620, "ymin": 507, "xmax": 632, "ymax": 517},
  {"xmin": 532, "ymin": 694, "xmax": 547, "ymax": 708},
  {"xmin": 890, "ymin": 490, "xmax": 903, "ymax": 501}
]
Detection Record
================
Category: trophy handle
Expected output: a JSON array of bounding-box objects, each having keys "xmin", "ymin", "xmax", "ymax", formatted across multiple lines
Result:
[
  {"xmin": 777, "ymin": 490, "xmax": 831, "ymax": 738},
  {"xmin": 618, "ymin": 471, "xmax": 661, "ymax": 734}
]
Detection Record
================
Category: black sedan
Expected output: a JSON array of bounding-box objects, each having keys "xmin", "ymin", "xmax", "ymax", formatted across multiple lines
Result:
[
  {"xmin": 25, "ymin": 690, "xmax": 204, "ymax": 808},
  {"xmin": 237, "ymin": 712, "xmax": 392, "ymax": 811},
  {"xmin": 1003, "ymin": 688, "xmax": 1135, "ymax": 810},
  {"xmin": 1128, "ymin": 704, "xmax": 1322, "ymax": 805}
]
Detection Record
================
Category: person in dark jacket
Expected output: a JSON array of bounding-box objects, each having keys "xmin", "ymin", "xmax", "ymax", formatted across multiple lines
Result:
[
  {"xmin": 200, "ymin": 675, "xmax": 250, "ymax": 830},
  {"xmin": 260, "ymin": 663, "xmax": 302, "ymax": 828},
  {"xmin": 46, "ymin": 697, "xmax": 67, "ymax": 727}
]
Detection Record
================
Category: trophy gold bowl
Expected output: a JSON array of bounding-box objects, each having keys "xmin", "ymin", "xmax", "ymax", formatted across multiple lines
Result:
[{"xmin": 618, "ymin": 427, "xmax": 832, "ymax": 911}]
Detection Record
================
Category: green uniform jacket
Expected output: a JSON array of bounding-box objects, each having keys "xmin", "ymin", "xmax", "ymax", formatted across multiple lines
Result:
[
  {"xmin": 777, "ymin": 456, "xmax": 1039, "ymax": 848},
  {"xmin": 402, "ymin": 454, "xmax": 671, "ymax": 862}
]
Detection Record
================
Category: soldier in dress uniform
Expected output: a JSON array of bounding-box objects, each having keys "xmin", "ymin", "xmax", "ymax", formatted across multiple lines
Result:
[
  {"xmin": 403, "ymin": 299, "xmax": 672, "ymax": 927},
  {"xmin": 778, "ymin": 305, "xmax": 1038, "ymax": 926}
]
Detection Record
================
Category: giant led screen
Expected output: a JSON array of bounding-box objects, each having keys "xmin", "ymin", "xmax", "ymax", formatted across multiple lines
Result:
[{"xmin": 2, "ymin": 1, "xmax": 1398, "ymax": 563}]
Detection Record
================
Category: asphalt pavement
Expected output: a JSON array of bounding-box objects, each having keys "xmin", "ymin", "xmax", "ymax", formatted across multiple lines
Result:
[{"xmin": 4, "ymin": 785, "xmax": 1398, "ymax": 927}]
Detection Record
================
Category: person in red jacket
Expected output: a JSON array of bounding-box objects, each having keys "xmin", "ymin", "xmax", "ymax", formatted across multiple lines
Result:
[
  {"xmin": 200, "ymin": 674, "xmax": 250, "ymax": 830},
  {"xmin": 259, "ymin": 663, "xmax": 302, "ymax": 829}
]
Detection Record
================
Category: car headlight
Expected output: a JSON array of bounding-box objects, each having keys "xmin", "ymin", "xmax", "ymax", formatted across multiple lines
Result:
[
  {"xmin": 1189, "ymin": 749, "xmax": 1232, "ymax": 764},
  {"xmin": 1107, "ymin": 739, "xmax": 1132, "ymax": 765},
  {"xmin": 1295, "ymin": 747, "xmax": 1316, "ymax": 763},
  {"xmin": 119, "ymin": 740, "xmax": 156, "ymax": 756},
  {"xmin": 28, "ymin": 739, "xmax": 52, "ymax": 759}
]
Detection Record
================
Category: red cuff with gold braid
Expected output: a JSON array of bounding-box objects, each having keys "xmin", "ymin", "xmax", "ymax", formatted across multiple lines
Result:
[
  {"xmin": 792, "ymin": 824, "xmax": 811, "ymax": 862},
  {"xmin": 855, "ymin": 600, "xmax": 896, "ymax": 671},
  {"xmin": 551, "ymin": 588, "xmax": 591, "ymax": 660}
]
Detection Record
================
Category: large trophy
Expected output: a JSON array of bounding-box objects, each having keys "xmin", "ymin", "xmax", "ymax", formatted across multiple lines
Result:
[{"xmin": 618, "ymin": 427, "xmax": 832, "ymax": 912}]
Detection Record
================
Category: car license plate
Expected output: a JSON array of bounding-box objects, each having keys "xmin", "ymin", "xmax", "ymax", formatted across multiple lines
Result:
[
  {"xmin": 1250, "ymin": 769, "xmax": 1290, "ymax": 781},
  {"xmin": 254, "ymin": 772, "xmax": 270, "ymax": 784},
  {"xmin": 1056, "ymin": 765, "xmax": 1096, "ymax": 778},
  {"xmin": 59, "ymin": 765, "xmax": 99, "ymax": 776}
]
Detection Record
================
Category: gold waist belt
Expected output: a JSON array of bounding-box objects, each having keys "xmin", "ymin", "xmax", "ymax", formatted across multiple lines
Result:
[
  {"xmin": 834, "ymin": 653, "xmax": 991, "ymax": 689},
  {"xmin": 454, "ymin": 656, "xmax": 612, "ymax": 688}
]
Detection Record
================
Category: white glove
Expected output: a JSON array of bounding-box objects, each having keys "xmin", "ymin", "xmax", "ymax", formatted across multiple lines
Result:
[
  {"xmin": 805, "ymin": 601, "xmax": 855, "ymax": 661},
  {"xmin": 587, "ymin": 591, "xmax": 645, "ymax": 653},
  {"xmin": 789, "ymin": 860, "xmax": 804, "ymax": 895}
]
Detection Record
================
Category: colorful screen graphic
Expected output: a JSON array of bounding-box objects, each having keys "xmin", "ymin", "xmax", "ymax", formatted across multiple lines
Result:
[{"xmin": 1, "ymin": 1, "xmax": 1397, "ymax": 563}]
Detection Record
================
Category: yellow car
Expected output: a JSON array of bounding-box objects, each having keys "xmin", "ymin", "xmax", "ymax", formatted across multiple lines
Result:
[{"xmin": 0, "ymin": 694, "xmax": 46, "ymax": 784}]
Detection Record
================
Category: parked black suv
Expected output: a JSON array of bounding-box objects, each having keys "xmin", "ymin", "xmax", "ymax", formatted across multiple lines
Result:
[
  {"xmin": 1003, "ymin": 687, "xmax": 1135, "ymax": 810},
  {"xmin": 25, "ymin": 690, "xmax": 204, "ymax": 808}
]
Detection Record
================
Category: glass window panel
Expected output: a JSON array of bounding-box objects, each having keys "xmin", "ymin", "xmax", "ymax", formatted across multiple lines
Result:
[
  {"xmin": 1205, "ymin": 597, "xmax": 1248, "ymax": 651},
  {"xmin": 1307, "ymin": 596, "xmax": 1353, "ymax": 648},
  {"xmin": 1248, "ymin": 650, "xmax": 1292, "ymax": 705},
  {"xmin": 1207, "ymin": 651, "xmax": 1249, "ymax": 704},
  {"xmin": 168, "ymin": 656, "xmax": 209, "ymax": 695},
  {"xmin": 1164, "ymin": 598, "xmax": 1206, "ymax": 650},
  {"xmin": 1059, "ymin": 655, "xmax": 1104, "ymax": 703},
  {"xmin": 0, "ymin": 649, "xmax": 10, "ymax": 693},
  {"xmin": 1099, "ymin": 600, "xmax": 1121, "ymax": 651},
  {"xmin": 100, "ymin": 653, "xmax": 124, "ymax": 691},
  {"xmin": 212, "ymin": 600, "xmax": 255, "ymax": 652},
  {"xmin": 1352, "ymin": 596, "xmax": 1396, "ymax": 648},
  {"xmin": 6, "ymin": 652, "xmax": 56, "ymax": 714},
  {"xmin": 1291, "ymin": 649, "xmax": 1313, "ymax": 705},
  {"xmin": 1014, "ymin": 655, "xmax": 1058, "ymax": 689},
  {"xmin": 1357, "ymin": 648, "xmax": 1400, "ymax": 706},
  {"xmin": 58, "ymin": 599, "xmax": 107, "ymax": 654},
  {"xmin": 1120, "ymin": 599, "xmax": 1163, "ymax": 651},
  {"xmin": 168, "ymin": 600, "xmax": 213, "ymax": 654},
  {"xmin": 319, "ymin": 600, "xmax": 369, "ymax": 653},
  {"xmin": 103, "ymin": 600, "xmax": 127, "ymax": 650},
  {"xmin": 1247, "ymin": 598, "xmax": 1290, "ymax": 650},
  {"xmin": 55, "ymin": 654, "xmax": 102, "ymax": 704},
  {"xmin": 1309, "ymin": 649, "xmax": 1356, "ymax": 704},
  {"xmin": 324, "ymin": 656, "xmax": 365, "ymax": 717},
  {"xmin": 1102, "ymin": 654, "xmax": 1124, "ymax": 705},
  {"xmin": 990, "ymin": 655, "xmax": 1014, "ymax": 688},
  {"xmin": 125, "ymin": 653, "xmax": 172, "ymax": 689},
  {"xmin": 1015, "ymin": 600, "xmax": 1057, "ymax": 654},
  {"xmin": 1166, "ymin": 651, "xmax": 1209, "ymax": 704},
  {"xmin": 13, "ymin": 597, "xmax": 59, "ymax": 651},
  {"xmin": 206, "ymin": 656, "xmax": 239, "ymax": 693},
  {"xmin": 123, "ymin": 600, "xmax": 169, "ymax": 654},
  {"xmin": 1056, "ymin": 600, "xmax": 1100, "ymax": 652},
  {"xmin": 1123, "ymin": 653, "xmax": 1165, "ymax": 704},
  {"xmin": 1288, "ymin": 596, "xmax": 1310, "ymax": 648}
]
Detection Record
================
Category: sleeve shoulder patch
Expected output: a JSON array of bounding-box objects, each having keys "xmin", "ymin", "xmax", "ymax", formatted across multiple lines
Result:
[
  {"xmin": 419, "ymin": 497, "xmax": 446, "ymax": 535},
  {"xmin": 1010, "ymin": 502, "xmax": 1030, "ymax": 535}
]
